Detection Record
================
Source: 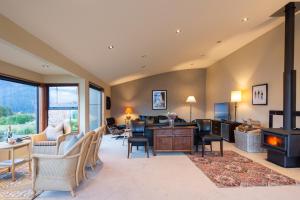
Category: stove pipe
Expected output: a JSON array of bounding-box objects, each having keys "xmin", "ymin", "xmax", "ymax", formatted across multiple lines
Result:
[{"xmin": 282, "ymin": 2, "xmax": 297, "ymax": 130}]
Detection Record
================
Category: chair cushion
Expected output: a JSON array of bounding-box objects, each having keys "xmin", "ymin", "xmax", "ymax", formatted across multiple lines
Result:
[
  {"xmin": 33, "ymin": 141, "xmax": 57, "ymax": 146},
  {"xmin": 202, "ymin": 134, "xmax": 223, "ymax": 142},
  {"xmin": 45, "ymin": 126, "xmax": 63, "ymax": 141},
  {"xmin": 128, "ymin": 137, "xmax": 148, "ymax": 143}
]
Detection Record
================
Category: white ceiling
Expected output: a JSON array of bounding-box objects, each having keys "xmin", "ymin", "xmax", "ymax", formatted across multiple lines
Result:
[
  {"xmin": 0, "ymin": 39, "xmax": 70, "ymax": 75},
  {"xmin": 0, "ymin": 0, "xmax": 290, "ymax": 85}
]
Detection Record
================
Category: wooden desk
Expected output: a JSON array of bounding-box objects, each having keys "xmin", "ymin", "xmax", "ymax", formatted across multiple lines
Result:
[
  {"xmin": 0, "ymin": 140, "xmax": 31, "ymax": 181},
  {"xmin": 150, "ymin": 126, "xmax": 195, "ymax": 155}
]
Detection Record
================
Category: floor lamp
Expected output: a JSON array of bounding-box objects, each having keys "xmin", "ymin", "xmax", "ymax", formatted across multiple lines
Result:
[
  {"xmin": 186, "ymin": 96, "xmax": 196, "ymax": 122},
  {"xmin": 231, "ymin": 91, "xmax": 242, "ymax": 122}
]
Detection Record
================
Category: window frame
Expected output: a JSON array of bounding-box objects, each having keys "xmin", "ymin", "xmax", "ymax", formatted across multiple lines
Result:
[
  {"xmin": 46, "ymin": 83, "xmax": 80, "ymax": 131},
  {"xmin": 89, "ymin": 82, "xmax": 103, "ymax": 130},
  {"xmin": 0, "ymin": 74, "xmax": 40, "ymax": 135}
]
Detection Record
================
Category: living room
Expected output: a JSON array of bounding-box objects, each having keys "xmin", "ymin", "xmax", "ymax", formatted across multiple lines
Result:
[{"xmin": 0, "ymin": 1, "xmax": 300, "ymax": 200}]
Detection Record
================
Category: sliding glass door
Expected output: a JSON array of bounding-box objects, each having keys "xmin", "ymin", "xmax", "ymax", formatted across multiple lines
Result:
[
  {"xmin": 0, "ymin": 76, "xmax": 38, "ymax": 141},
  {"xmin": 89, "ymin": 85, "xmax": 103, "ymax": 130}
]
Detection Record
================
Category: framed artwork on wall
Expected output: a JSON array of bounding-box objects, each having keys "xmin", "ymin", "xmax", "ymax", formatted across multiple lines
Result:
[
  {"xmin": 252, "ymin": 84, "xmax": 268, "ymax": 105},
  {"xmin": 152, "ymin": 90, "xmax": 167, "ymax": 110}
]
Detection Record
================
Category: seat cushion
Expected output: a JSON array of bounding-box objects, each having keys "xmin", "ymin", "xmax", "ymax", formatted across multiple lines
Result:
[
  {"xmin": 33, "ymin": 141, "xmax": 57, "ymax": 146},
  {"xmin": 202, "ymin": 134, "xmax": 223, "ymax": 141},
  {"xmin": 128, "ymin": 137, "xmax": 148, "ymax": 143}
]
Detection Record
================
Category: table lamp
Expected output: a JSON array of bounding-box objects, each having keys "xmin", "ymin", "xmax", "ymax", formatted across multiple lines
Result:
[
  {"xmin": 124, "ymin": 106, "xmax": 133, "ymax": 128},
  {"xmin": 231, "ymin": 91, "xmax": 242, "ymax": 122},
  {"xmin": 186, "ymin": 96, "xmax": 196, "ymax": 122}
]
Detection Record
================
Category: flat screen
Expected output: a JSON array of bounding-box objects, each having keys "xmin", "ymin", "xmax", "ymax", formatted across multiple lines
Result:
[{"xmin": 214, "ymin": 102, "xmax": 230, "ymax": 121}]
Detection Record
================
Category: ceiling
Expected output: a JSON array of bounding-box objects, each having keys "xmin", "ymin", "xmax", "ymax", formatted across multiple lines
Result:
[
  {"xmin": 0, "ymin": 39, "xmax": 70, "ymax": 75},
  {"xmin": 0, "ymin": 0, "xmax": 290, "ymax": 85}
]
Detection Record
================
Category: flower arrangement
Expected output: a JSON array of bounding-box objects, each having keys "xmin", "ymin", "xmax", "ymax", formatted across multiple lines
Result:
[{"xmin": 167, "ymin": 112, "xmax": 177, "ymax": 127}]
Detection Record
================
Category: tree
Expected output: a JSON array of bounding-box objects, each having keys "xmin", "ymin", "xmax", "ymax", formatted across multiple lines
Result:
[{"xmin": 0, "ymin": 106, "xmax": 13, "ymax": 117}]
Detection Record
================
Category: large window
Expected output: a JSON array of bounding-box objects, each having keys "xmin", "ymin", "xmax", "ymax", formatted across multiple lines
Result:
[
  {"xmin": 89, "ymin": 84, "xmax": 103, "ymax": 130},
  {"xmin": 48, "ymin": 85, "xmax": 79, "ymax": 132},
  {"xmin": 0, "ymin": 76, "xmax": 38, "ymax": 141}
]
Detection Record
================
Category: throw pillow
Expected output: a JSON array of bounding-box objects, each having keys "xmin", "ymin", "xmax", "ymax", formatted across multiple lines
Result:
[
  {"xmin": 76, "ymin": 132, "xmax": 84, "ymax": 139},
  {"xmin": 45, "ymin": 126, "xmax": 63, "ymax": 141},
  {"xmin": 55, "ymin": 122, "xmax": 64, "ymax": 132},
  {"xmin": 63, "ymin": 136, "xmax": 79, "ymax": 153},
  {"xmin": 159, "ymin": 119, "xmax": 169, "ymax": 124}
]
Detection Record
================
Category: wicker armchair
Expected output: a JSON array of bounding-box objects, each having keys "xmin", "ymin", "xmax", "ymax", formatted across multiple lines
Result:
[
  {"xmin": 85, "ymin": 126, "xmax": 105, "ymax": 170},
  {"xmin": 32, "ymin": 131, "xmax": 93, "ymax": 197},
  {"xmin": 31, "ymin": 121, "xmax": 72, "ymax": 154}
]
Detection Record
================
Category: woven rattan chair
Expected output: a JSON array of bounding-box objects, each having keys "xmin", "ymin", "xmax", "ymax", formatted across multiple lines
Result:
[
  {"xmin": 31, "ymin": 120, "xmax": 72, "ymax": 154},
  {"xmin": 85, "ymin": 126, "xmax": 105, "ymax": 170},
  {"xmin": 32, "ymin": 131, "xmax": 93, "ymax": 197}
]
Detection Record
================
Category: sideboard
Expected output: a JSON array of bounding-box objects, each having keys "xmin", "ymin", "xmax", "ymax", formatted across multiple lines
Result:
[{"xmin": 149, "ymin": 126, "xmax": 195, "ymax": 155}]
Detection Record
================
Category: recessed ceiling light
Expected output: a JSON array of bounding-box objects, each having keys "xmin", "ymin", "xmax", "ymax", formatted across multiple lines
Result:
[
  {"xmin": 217, "ymin": 40, "xmax": 222, "ymax": 44},
  {"xmin": 42, "ymin": 64, "xmax": 49, "ymax": 68},
  {"xmin": 108, "ymin": 45, "xmax": 114, "ymax": 49},
  {"xmin": 241, "ymin": 17, "xmax": 249, "ymax": 22},
  {"xmin": 176, "ymin": 29, "xmax": 181, "ymax": 34}
]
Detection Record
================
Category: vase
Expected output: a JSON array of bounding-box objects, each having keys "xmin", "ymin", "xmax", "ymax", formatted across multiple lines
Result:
[{"xmin": 169, "ymin": 119, "xmax": 174, "ymax": 127}]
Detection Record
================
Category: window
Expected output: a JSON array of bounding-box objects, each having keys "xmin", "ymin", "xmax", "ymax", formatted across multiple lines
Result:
[
  {"xmin": 0, "ymin": 76, "xmax": 38, "ymax": 142},
  {"xmin": 89, "ymin": 84, "xmax": 103, "ymax": 130},
  {"xmin": 48, "ymin": 85, "xmax": 79, "ymax": 132}
]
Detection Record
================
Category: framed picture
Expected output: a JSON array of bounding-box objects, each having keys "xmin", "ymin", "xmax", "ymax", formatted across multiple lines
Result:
[
  {"xmin": 252, "ymin": 84, "xmax": 268, "ymax": 105},
  {"xmin": 152, "ymin": 90, "xmax": 167, "ymax": 110}
]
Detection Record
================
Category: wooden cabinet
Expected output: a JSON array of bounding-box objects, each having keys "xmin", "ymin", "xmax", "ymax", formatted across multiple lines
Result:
[
  {"xmin": 151, "ymin": 126, "xmax": 194, "ymax": 155},
  {"xmin": 211, "ymin": 120, "xmax": 241, "ymax": 143}
]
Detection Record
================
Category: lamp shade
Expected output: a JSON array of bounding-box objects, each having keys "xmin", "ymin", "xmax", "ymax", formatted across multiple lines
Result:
[
  {"xmin": 124, "ymin": 106, "xmax": 133, "ymax": 115},
  {"xmin": 231, "ymin": 91, "xmax": 242, "ymax": 102},
  {"xmin": 186, "ymin": 96, "xmax": 196, "ymax": 103}
]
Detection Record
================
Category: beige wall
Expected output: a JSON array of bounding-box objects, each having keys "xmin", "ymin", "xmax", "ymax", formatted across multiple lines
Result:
[
  {"xmin": 206, "ymin": 15, "xmax": 300, "ymax": 128},
  {"xmin": 111, "ymin": 69, "xmax": 206, "ymax": 124},
  {"xmin": 0, "ymin": 60, "xmax": 43, "ymax": 82}
]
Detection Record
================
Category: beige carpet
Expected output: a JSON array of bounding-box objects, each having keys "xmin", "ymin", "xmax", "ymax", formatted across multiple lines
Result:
[
  {"xmin": 0, "ymin": 164, "xmax": 41, "ymax": 200},
  {"xmin": 35, "ymin": 135, "xmax": 300, "ymax": 200}
]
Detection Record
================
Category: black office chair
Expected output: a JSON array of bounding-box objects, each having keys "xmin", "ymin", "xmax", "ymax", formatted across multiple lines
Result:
[
  {"xmin": 128, "ymin": 120, "xmax": 149, "ymax": 158},
  {"xmin": 106, "ymin": 117, "xmax": 126, "ymax": 139},
  {"xmin": 195, "ymin": 119, "xmax": 223, "ymax": 157}
]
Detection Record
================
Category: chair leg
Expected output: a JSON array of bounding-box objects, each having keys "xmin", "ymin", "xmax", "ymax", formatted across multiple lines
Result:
[
  {"xmin": 202, "ymin": 141, "xmax": 205, "ymax": 157},
  {"xmin": 220, "ymin": 140, "xmax": 223, "ymax": 157},
  {"xmin": 131, "ymin": 144, "xmax": 133, "ymax": 152},
  {"xmin": 127, "ymin": 143, "xmax": 130, "ymax": 159},
  {"xmin": 137, "ymin": 146, "xmax": 139, "ymax": 150},
  {"xmin": 210, "ymin": 143, "xmax": 213, "ymax": 152},
  {"xmin": 146, "ymin": 142, "xmax": 149, "ymax": 158},
  {"xmin": 70, "ymin": 189, "xmax": 76, "ymax": 197}
]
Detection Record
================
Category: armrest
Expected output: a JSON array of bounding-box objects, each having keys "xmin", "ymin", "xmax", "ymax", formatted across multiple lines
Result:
[{"xmin": 31, "ymin": 132, "xmax": 47, "ymax": 143}]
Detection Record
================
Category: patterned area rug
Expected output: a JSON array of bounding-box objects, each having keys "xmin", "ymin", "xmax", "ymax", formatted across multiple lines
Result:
[
  {"xmin": 0, "ymin": 164, "xmax": 42, "ymax": 200},
  {"xmin": 187, "ymin": 151, "xmax": 298, "ymax": 188}
]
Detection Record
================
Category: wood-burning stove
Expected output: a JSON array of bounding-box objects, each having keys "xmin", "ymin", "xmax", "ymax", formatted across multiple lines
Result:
[{"xmin": 262, "ymin": 2, "xmax": 300, "ymax": 168}]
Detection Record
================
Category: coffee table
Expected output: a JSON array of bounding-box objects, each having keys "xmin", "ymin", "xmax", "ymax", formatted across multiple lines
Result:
[{"xmin": 0, "ymin": 140, "xmax": 31, "ymax": 181}]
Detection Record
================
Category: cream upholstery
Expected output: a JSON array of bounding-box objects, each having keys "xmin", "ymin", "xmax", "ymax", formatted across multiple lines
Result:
[
  {"xmin": 32, "ymin": 131, "xmax": 93, "ymax": 197},
  {"xmin": 31, "ymin": 120, "xmax": 72, "ymax": 154}
]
